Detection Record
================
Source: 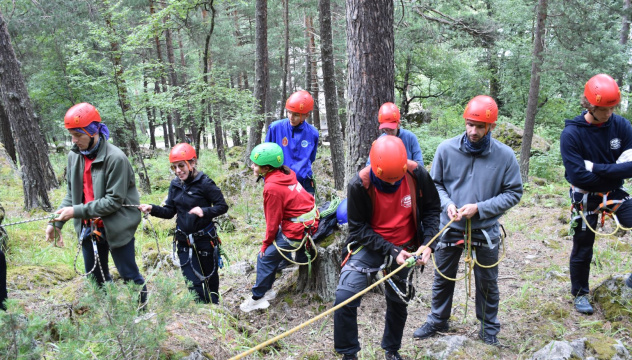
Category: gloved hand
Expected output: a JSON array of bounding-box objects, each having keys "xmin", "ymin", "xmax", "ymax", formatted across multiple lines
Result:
[{"xmin": 584, "ymin": 160, "xmax": 594, "ymax": 172}]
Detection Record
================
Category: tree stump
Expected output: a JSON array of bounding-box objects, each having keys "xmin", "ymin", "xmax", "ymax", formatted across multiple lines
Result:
[{"xmin": 295, "ymin": 225, "xmax": 347, "ymax": 301}]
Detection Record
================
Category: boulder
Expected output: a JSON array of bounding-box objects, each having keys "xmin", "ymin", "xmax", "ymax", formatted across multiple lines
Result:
[
  {"xmin": 592, "ymin": 275, "xmax": 632, "ymax": 322},
  {"xmin": 493, "ymin": 122, "xmax": 551, "ymax": 154},
  {"xmin": 426, "ymin": 335, "xmax": 472, "ymax": 360},
  {"xmin": 529, "ymin": 340, "xmax": 581, "ymax": 360}
]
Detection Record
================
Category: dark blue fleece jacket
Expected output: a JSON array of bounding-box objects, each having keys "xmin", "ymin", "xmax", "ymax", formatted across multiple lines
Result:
[{"xmin": 560, "ymin": 111, "xmax": 632, "ymax": 192}]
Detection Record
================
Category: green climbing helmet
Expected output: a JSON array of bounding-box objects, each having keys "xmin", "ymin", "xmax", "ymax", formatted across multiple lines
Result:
[{"xmin": 250, "ymin": 142, "xmax": 284, "ymax": 168}]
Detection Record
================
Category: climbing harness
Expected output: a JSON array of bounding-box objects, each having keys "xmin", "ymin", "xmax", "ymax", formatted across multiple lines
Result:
[
  {"xmin": 569, "ymin": 186, "xmax": 632, "ymax": 236},
  {"xmin": 73, "ymin": 218, "xmax": 107, "ymax": 283},
  {"xmin": 430, "ymin": 219, "xmax": 507, "ymax": 322},
  {"xmin": 272, "ymin": 205, "xmax": 320, "ymax": 275},
  {"xmin": 228, "ymin": 218, "xmax": 456, "ymax": 360}
]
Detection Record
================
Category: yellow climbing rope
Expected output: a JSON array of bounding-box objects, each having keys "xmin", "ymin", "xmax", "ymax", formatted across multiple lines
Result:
[
  {"xmin": 228, "ymin": 219, "xmax": 456, "ymax": 360},
  {"xmin": 577, "ymin": 210, "xmax": 632, "ymax": 236}
]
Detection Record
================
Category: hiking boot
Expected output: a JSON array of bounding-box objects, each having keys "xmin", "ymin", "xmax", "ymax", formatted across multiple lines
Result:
[
  {"xmin": 478, "ymin": 330, "xmax": 500, "ymax": 346},
  {"xmin": 341, "ymin": 354, "xmax": 357, "ymax": 360},
  {"xmin": 239, "ymin": 297, "xmax": 270, "ymax": 313},
  {"xmin": 263, "ymin": 289, "xmax": 277, "ymax": 301},
  {"xmin": 573, "ymin": 295, "xmax": 594, "ymax": 315},
  {"xmin": 413, "ymin": 322, "xmax": 449, "ymax": 340},
  {"xmin": 626, "ymin": 274, "xmax": 632, "ymax": 289},
  {"xmin": 385, "ymin": 350, "xmax": 405, "ymax": 360}
]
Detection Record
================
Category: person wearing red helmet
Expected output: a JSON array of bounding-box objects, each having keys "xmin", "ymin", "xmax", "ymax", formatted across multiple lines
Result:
[
  {"xmin": 560, "ymin": 74, "xmax": 632, "ymax": 315},
  {"xmin": 265, "ymin": 90, "xmax": 319, "ymax": 195},
  {"xmin": 414, "ymin": 95, "xmax": 523, "ymax": 346},
  {"xmin": 138, "ymin": 143, "xmax": 228, "ymax": 304},
  {"xmin": 333, "ymin": 136, "xmax": 440, "ymax": 360},
  {"xmin": 367, "ymin": 102, "xmax": 424, "ymax": 166},
  {"xmin": 46, "ymin": 102, "xmax": 148, "ymax": 308}
]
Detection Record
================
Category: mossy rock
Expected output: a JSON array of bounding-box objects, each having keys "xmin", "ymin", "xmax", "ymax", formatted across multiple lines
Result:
[
  {"xmin": 48, "ymin": 278, "xmax": 84, "ymax": 303},
  {"xmin": 584, "ymin": 335, "xmax": 628, "ymax": 360},
  {"xmin": 226, "ymin": 145, "xmax": 245, "ymax": 159},
  {"xmin": 592, "ymin": 275, "xmax": 632, "ymax": 322},
  {"xmin": 494, "ymin": 122, "xmax": 550, "ymax": 154},
  {"xmin": 8, "ymin": 264, "xmax": 75, "ymax": 290}
]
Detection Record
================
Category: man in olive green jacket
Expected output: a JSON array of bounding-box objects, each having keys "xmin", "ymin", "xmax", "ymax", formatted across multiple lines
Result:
[{"xmin": 46, "ymin": 103, "xmax": 147, "ymax": 307}]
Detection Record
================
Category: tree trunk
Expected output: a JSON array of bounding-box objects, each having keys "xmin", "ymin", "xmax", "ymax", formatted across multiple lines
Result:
[
  {"xmin": 399, "ymin": 55, "xmax": 412, "ymax": 115},
  {"xmin": 143, "ymin": 72, "xmax": 156, "ymax": 150},
  {"xmin": 296, "ymin": 227, "xmax": 346, "ymax": 300},
  {"xmin": 0, "ymin": 99, "xmax": 16, "ymax": 163},
  {"xmin": 306, "ymin": 15, "xmax": 321, "ymax": 132},
  {"xmin": 0, "ymin": 10, "xmax": 57, "ymax": 210},
  {"xmin": 164, "ymin": 24, "xmax": 186, "ymax": 143},
  {"xmin": 246, "ymin": 0, "xmax": 269, "ymax": 163},
  {"xmin": 345, "ymin": 0, "xmax": 394, "ymax": 180},
  {"xmin": 318, "ymin": 0, "xmax": 345, "ymax": 190},
  {"xmin": 150, "ymin": 0, "xmax": 175, "ymax": 149},
  {"xmin": 279, "ymin": 0, "xmax": 290, "ymax": 120},
  {"xmin": 615, "ymin": 0, "xmax": 630, "ymax": 89},
  {"xmin": 519, "ymin": 0, "xmax": 548, "ymax": 183},
  {"xmin": 101, "ymin": 0, "xmax": 151, "ymax": 194}
]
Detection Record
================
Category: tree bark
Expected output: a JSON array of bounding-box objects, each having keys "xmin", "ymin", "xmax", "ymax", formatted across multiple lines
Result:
[
  {"xmin": 296, "ymin": 227, "xmax": 346, "ymax": 300},
  {"xmin": 319, "ymin": 0, "xmax": 345, "ymax": 190},
  {"xmin": 279, "ymin": 0, "xmax": 290, "ymax": 120},
  {"xmin": 150, "ymin": 0, "xmax": 174, "ymax": 149},
  {"xmin": 143, "ymin": 73, "xmax": 156, "ymax": 150},
  {"xmin": 520, "ymin": 0, "xmax": 548, "ymax": 183},
  {"xmin": 0, "ymin": 10, "xmax": 57, "ymax": 210},
  {"xmin": 164, "ymin": 24, "xmax": 186, "ymax": 143},
  {"xmin": 246, "ymin": 0, "xmax": 269, "ymax": 163},
  {"xmin": 0, "ymin": 99, "xmax": 16, "ymax": 163},
  {"xmin": 345, "ymin": 0, "xmax": 394, "ymax": 180},
  {"xmin": 615, "ymin": 0, "xmax": 630, "ymax": 88}
]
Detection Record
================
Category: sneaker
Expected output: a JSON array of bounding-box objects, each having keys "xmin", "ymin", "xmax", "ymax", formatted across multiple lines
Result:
[
  {"xmin": 385, "ymin": 350, "xmax": 405, "ymax": 360},
  {"xmin": 341, "ymin": 354, "xmax": 357, "ymax": 360},
  {"xmin": 239, "ymin": 297, "xmax": 270, "ymax": 312},
  {"xmin": 413, "ymin": 322, "xmax": 449, "ymax": 340},
  {"xmin": 574, "ymin": 295, "xmax": 594, "ymax": 315},
  {"xmin": 478, "ymin": 330, "xmax": 500, "ymax": 346},
  {"xmin": 263, "ymin": 289, "xmax": 277, "ymax": 301}
]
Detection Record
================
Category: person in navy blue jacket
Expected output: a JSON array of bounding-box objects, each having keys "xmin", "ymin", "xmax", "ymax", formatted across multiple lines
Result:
[
  {"xmin": 367, "ymin": 102, "xmax": 424, "ymax": 167},
  {"xmin": 265, "ymin": 90, "xmax": 319, "ymax": 195},
  {"xmin": 560, "ymin": 74, "xmax": 632, "ymax": 315},
  {"xmin": 139, "ymin": 143, "xmax": 228, "ymax": 304}
]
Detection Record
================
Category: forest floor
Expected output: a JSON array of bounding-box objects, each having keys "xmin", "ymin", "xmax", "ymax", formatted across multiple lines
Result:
[{"xmin": 2, "ymin": 150, "xmax": 632, "ymax": 359}]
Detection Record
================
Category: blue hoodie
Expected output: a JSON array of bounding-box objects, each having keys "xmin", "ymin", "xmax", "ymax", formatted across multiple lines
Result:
[
  {"xmin": 265, "ymin": 118, "xmax": 319, "ymax": 182},
  {"xmin": 560, "ymin": 111, "xmax": 632, "ymax": 192}
]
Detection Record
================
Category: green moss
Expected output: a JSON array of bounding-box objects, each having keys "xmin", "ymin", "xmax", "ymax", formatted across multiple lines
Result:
[
  {"xmin": 539, "ymin": 302, "xmax": 570, "ymax": 321},
  {"xmin": 283, "ymin": 296, "xmax": 294, "ymax": 306},
  {"xmin": 585, "ymin": 335, "xmax": 617, "ymax": 360},
  {"xmin": 8, "ymin": 264, "xmax": 75, "ymax": 290},
  {"xmin": 593, "ymin": 277, "xmax": 632, "ymax": 321}
]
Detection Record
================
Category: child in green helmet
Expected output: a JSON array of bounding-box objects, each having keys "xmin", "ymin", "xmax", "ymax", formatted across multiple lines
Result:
[{"xmin": 240, "ymin": 142, "xmax": 320, "ymax": 312}]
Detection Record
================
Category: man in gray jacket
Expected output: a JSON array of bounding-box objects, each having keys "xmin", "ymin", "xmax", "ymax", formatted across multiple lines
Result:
[{"xmin": 413, "ymin": 95, "xmax": 523, "ymax": 346}]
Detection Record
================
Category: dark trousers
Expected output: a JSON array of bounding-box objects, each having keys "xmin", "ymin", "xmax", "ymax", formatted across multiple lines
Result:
[
  {"xmin": 298, "ymin": 177, "xmax": 315, "ymax": 196},
  {"xmin": 333, "ymin": 247, "xmax": 412, "ymax": 355},
  {"xmin": 82, "ymin": 236, "xmax": 147, "ymax": 305},
  {"xmin": 0, "ymin": 249, "xmax": 6, "ymax": 311},
  {"xmin": 571, "ymin": 189, "xmax": 632, "ymax": 296},
  {"xmin": 426, "ymin": 244, "xmax": 500, "ymax": 336},
  {"xmin": 252, "ymin": 229, "xmax": 307, "ymax": 298},
  {"xmin": 177, "ymin": 238, "xmax": 220, "ymax": 304}
]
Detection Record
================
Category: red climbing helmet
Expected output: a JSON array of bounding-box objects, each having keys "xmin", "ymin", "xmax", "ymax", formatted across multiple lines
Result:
[
  {"xmin": 169, "ymin": 143, "xmax": 197, "ymax": 162},
  {"xmin": 584, "ymin": 74, "xmax": 620, "ymax": 107},
  {"xmin": 378, "ymin": 102, "xmax": 401, "ymax": 130},
  {"xmin": 463, "ymin": 95, "xmax": 498, "ymax": 123},
  {"xmin": 285, "ymin": 90, "xmax": 314, "ymax": 114},
  {"xmin": 369, "ymin": 135, "xmax": 408, "ymax": 183},
  {"xmin": 64, "ymin": 103, "xmax": 101, "ymax": 129}
]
